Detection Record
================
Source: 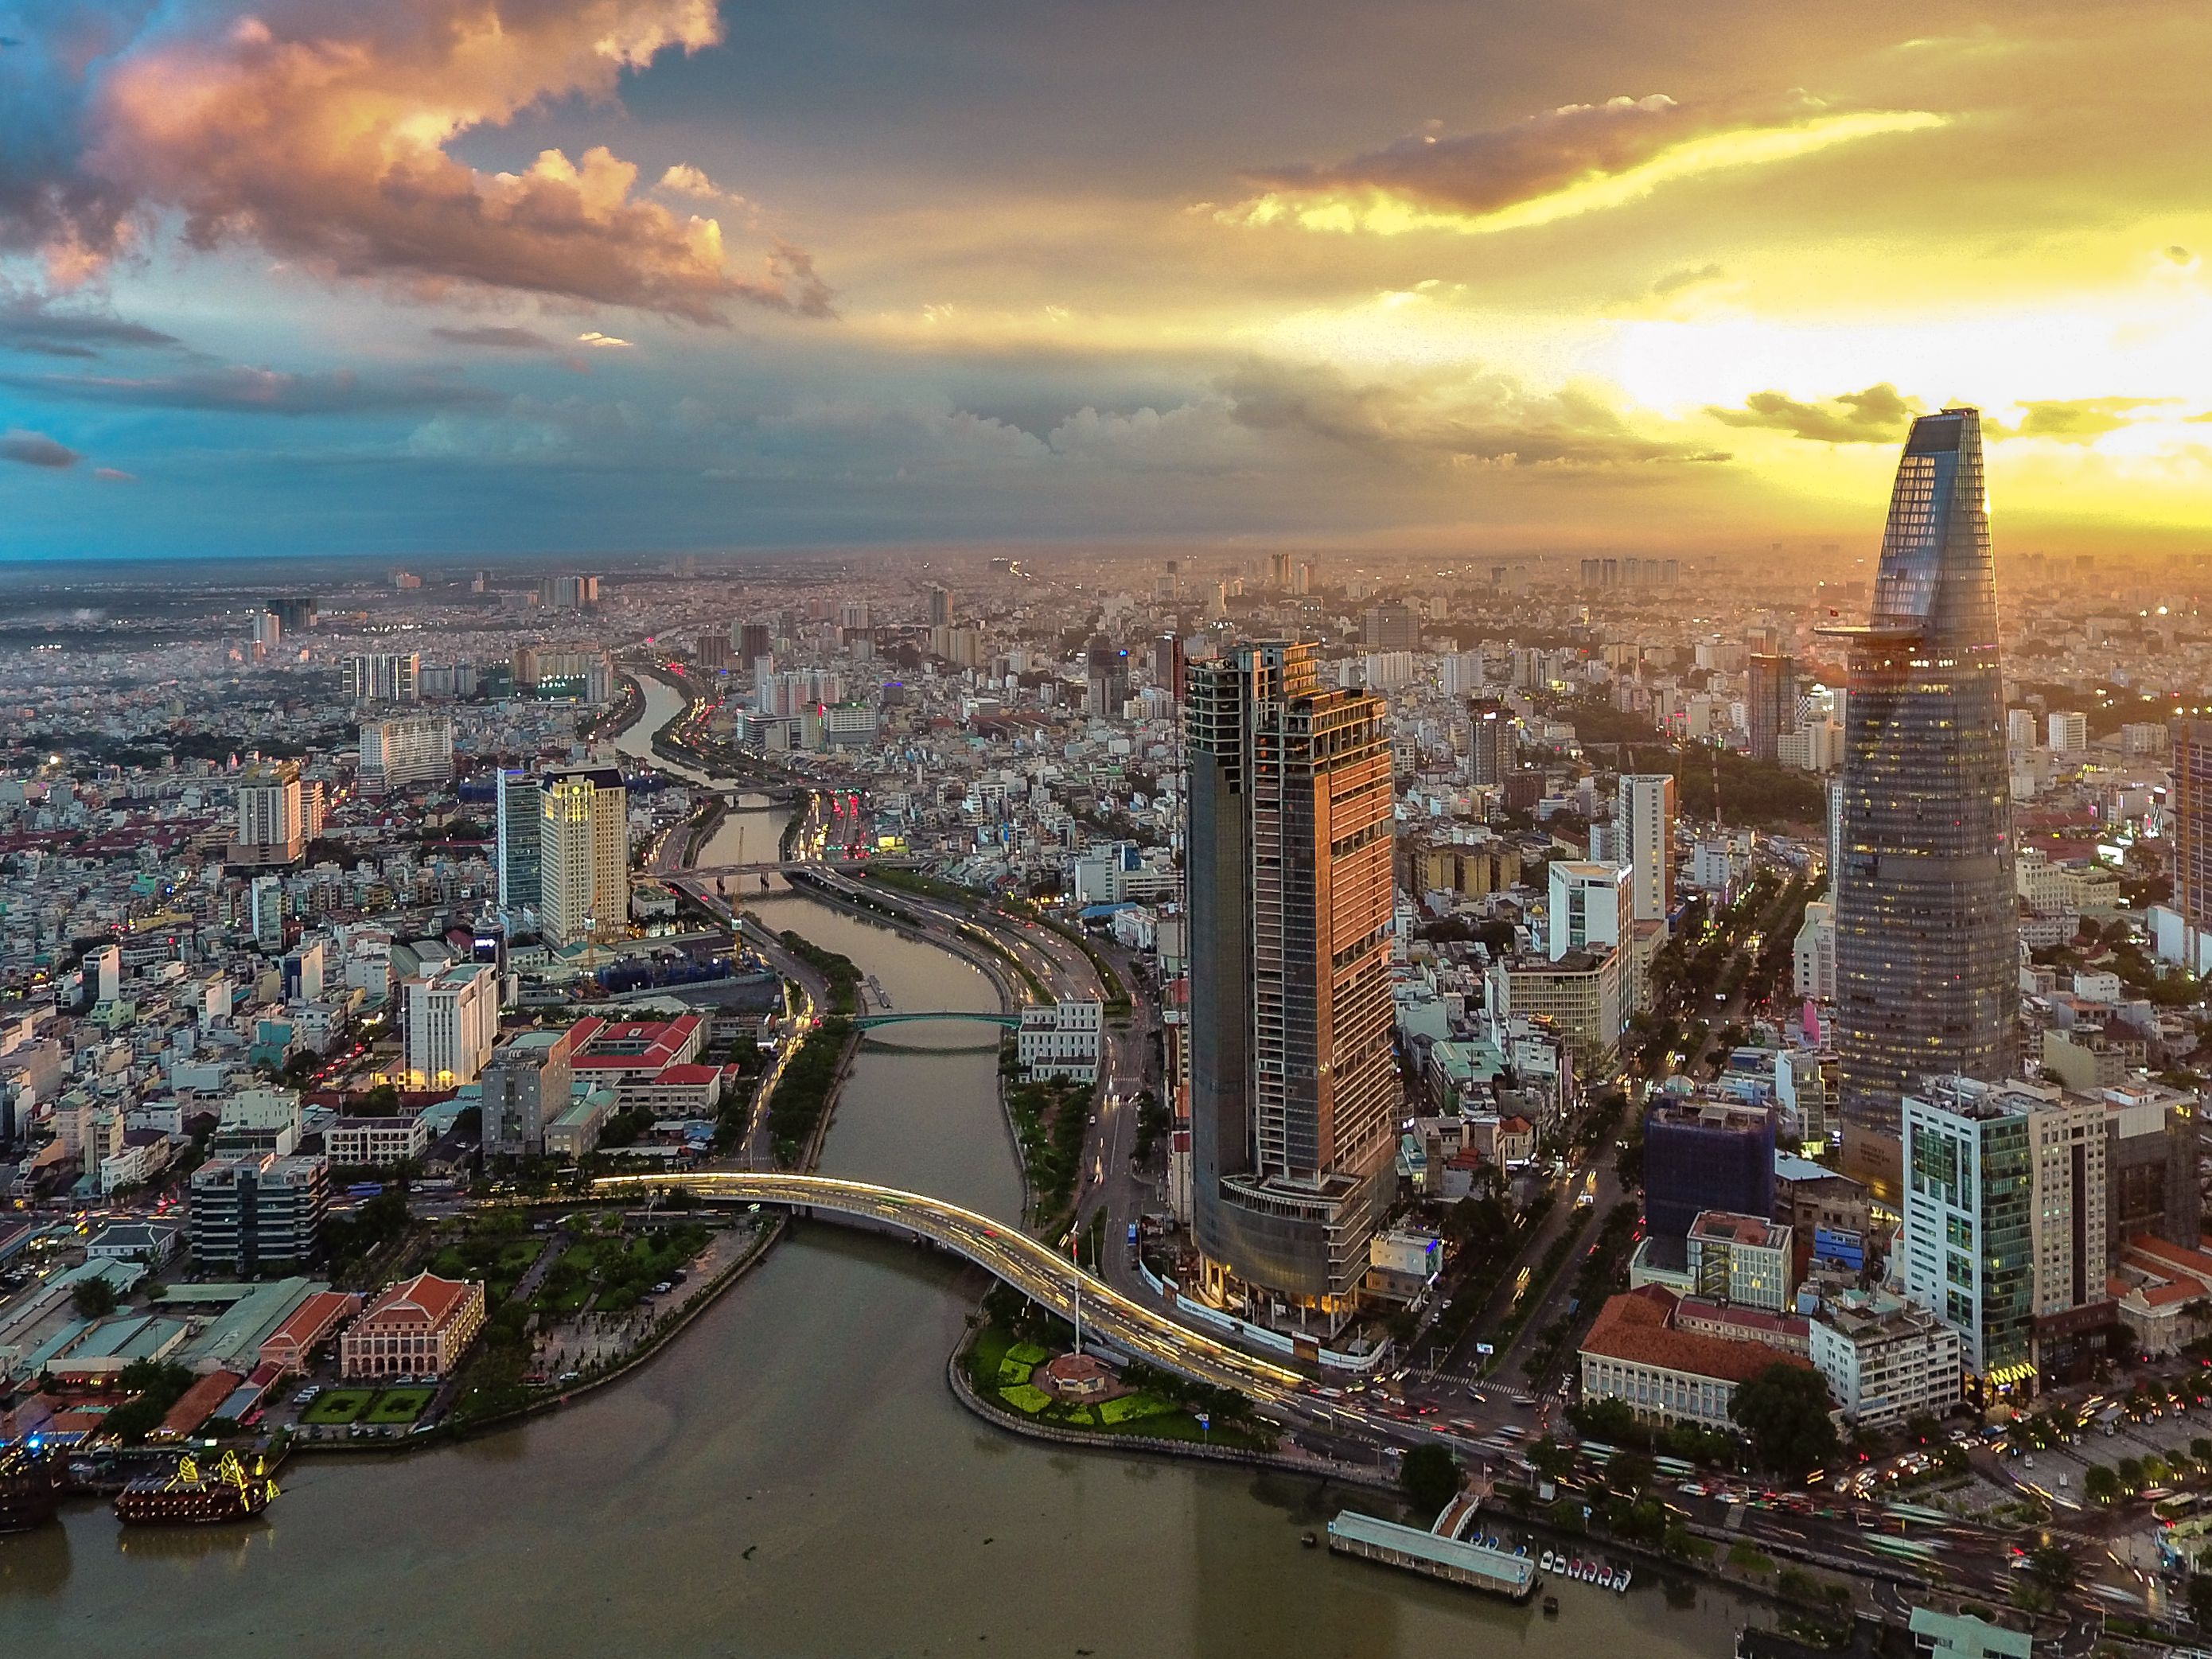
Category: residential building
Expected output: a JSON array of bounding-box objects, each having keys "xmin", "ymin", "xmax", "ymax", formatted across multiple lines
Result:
[
  {"xmin": 2045, "ymin": 711, "xmax": 2087, "ymax": 753},
  {"xmin": 358, "ymin": 714, "xmax": 454, "ymax": 793},
  {"xmin": 341, "ymin": 651, "xmax": 421, "ymax": 706},
  {"xmin": 1185, "ymin": 642, "xmax": 1397, "ymax": 1325},
  {"xmin": 1466, "ymin": 697, "xmax": 1513, "ymax": 788},
  {"xmin": 481, "ymin": 1027, "xmax": 578, "ymax": 1159},
  {"xmin": 1547, "ymin": 860, "xmax": 1630, "ymax": 960},
  {"xmin": 2173, "ymin": 721, "xmax": 2212, "ymax": 960},
  {"xmin": 540, "ymin": 768, "xmax": 628, "ymax": 945},
  {"xmin": 1616, "ymin": 773, "xmax": 1677, "ymax": 923},
  {"xmin": 189, "ymin": 1152, "xmax": 329, "ymax": 1275},
  {"xmin": 1579, "ymin": 1284, "xmax": 1817, "ymax": 1430},
  {"xmin": 403, "ymin": 961, "xmax": 497, "ymax": 1088},
  {"xmin": 339, "ymin": 1272, "xmax": 487, "ymax": 1380},
  {"xmin": 1808, "ymin": 1292, "xmax": 1963, "ymax": 1427},
  {"xmin": 1745, "ymin": 652, "xmax": 1797, "ymax": 763},
  {"xmin": 1486, "ymin": 946, "xmax": 1628, "ymax": 1067},
  {"xmin": 232, "ymin": 760, "xmax": 306, "ymax": 866},
  {"xmin": 1362, "ymin": 602, "xmax": 1419, "ymax": 652},
  {"xmin": 1643, "ymin": 1098, "xmax": 1774, "ymax": 1241},
  {"xmin": 1825, "ymin": 409, "xmax": 2016, "ymax": 1201},
  {"xmin": 1018, "ymin": 999, "xmax": 1104, "ymax": 1082},
  {"xmin": 322, "ymin": 1115, "xmax": 432, "ymax": 1168},
  {"xmin": 1684, "ymin": 1209, "xmax": 1794, "ymax": 1312},
  {"xmin": 1792, "ymin": 898, "xmax": 1835, "ymax": 1002}
]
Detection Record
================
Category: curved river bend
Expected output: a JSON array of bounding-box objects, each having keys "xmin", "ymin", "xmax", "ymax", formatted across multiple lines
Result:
[{"xmin": 0, "ymin": 679, "xmax": 1762, "ymax": 1656}]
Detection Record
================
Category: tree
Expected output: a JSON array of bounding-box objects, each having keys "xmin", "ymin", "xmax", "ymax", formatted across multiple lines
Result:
[
  {"xmin": 2190, "ymin": 1572, "xmax": 2212, "ymax": 1630},
  {"xmin": 2118, "ymin": 1455, "xmax": 2146, "ymax": 1493},
  {"xmin": 71, "ymin": 1276, "xmax": 119, "ymax": 1319},
  {"xmin": 1729, "ymin": 1363, "xmax": 1840, "ymax": 1478},
  {"xmin": 2023, "ymin": 1544, "xmax": 2075, "ymax": 1596},
  {"xmin": 1903, "ymin": 1412, "xmax": 1941, "ymax": 1447},
  {"xmin": 2084, "ymin": 1464, "xmax": 2120, "ymax": 1505},
  {"xmin": 1400, "ymin": 1443, "xmax": 1462, "ymax": 1516},
  {"xmin": 1608, "ymin": 1450, "xmax": 1655, "ymax": 1496}
]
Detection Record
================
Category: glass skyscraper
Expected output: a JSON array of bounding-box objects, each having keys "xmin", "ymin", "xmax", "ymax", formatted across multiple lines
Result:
[
  {"xmin": 1185, "ymin": 643, "xmax": 1397, "ymax": 1326},
  {"xmin": 1824, "ymin": 408, "xmax": 2016, "ymax": 1197}
]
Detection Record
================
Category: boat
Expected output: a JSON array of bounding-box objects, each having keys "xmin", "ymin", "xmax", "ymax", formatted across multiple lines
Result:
[
  {"xmin": 1299, "ymin": 1531, "xmax": 1318, "ymax": 1548},
  {"xmin": 1541, "ymin": 1594, "xmax": 1560, "ymax": 1616},
  {"xmin": 0, "ymin": 1443, "xmax": 65, "ymax": 1533},
  {"xmin": 1569, "ymin": 1557, "xmax": 1583, "ymax": 1579},
  {"xmin": 1615, "ymin": 1566, "xmax": 1633, "ymax": 1592},
  {"xmin": 113, "ymin": 1451, "xmax": 278, "ymax": 1526},
  {"xmin": 1540, "ymin": 1550, "xmax": 1557, "ymax": 1572}
]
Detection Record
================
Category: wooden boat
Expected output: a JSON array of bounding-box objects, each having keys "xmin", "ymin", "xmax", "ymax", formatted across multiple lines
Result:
[{"xmin": 114, "ymin": 1451, "xmax": 277, "ymax": 1526}]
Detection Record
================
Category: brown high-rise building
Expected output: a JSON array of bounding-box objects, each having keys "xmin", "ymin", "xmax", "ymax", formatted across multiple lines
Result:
[
  {"xmin": 1185, "ymin": 642, "xmax": 1397, "ymax": 1326},
  {"xmin": 2173, "ymin": 720, "xmax": 2212, "ymax": 943},
  {"xmin": 1746, "ymin": 652, "xmax": 1797, "ymax": 764}
]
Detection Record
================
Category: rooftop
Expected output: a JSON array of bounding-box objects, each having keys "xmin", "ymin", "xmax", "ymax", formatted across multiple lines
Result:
[{"xmin": 1580, "ymin": 1286, "xmax": 1814, "ymax": 1386}]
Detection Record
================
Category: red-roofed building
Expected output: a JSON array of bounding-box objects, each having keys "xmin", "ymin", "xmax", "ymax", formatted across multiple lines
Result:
[
  {"xmin": 616, "ymin": 1062, "xmax": 726, "ymax": 1122},
  {"xmin": 2113, "ymin": 1235, "xmax": 2212, "ymax": 1354},
  {"xmin": 259, "ymin": 1290, "xmax": 364, "ymax": 1375},
  {"xmin": 340, "ymin": 1273, "xmax": 487, "ymax": 1381},
  {"xmin": 154, "ymin": 1369, "xmax": 244, "ymax": 1439},
  {"xmin": 565, "ymin": 1015, "xmax": 705, "ymax": 1081},
  {"xmin": 1579, "ymin": 1285, "xmax": 1818, "ymax": 1428}
]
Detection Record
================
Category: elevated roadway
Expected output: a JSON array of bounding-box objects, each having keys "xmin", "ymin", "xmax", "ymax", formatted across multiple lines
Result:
[{"xmin": 590, "ymin": 1170, "xmax": 1310, "ymax": 1403}]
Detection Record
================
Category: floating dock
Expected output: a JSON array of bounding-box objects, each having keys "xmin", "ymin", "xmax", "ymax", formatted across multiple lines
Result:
[{"xmin": 1325, "ymin": 1510, "xmax": 1538, "ymax": 1601}]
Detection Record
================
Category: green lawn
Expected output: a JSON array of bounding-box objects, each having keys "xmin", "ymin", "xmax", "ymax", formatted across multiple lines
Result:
[
  {"xmin": 302, "ymin": 1388, "xmax": 374, "ymax": 1424},
  {"xmin": 1005, "ymin": 1341, "xmax": 1049, "ymax": 1367},
  {"xmin": 366, "ymin": 1387, "xmax": 434, "ymax": 1423},
  {"xmin": 996, "ymin": 1355, "xmax": 1036, "ymax": 1386},
  {"xmin": 1097, "ymin": 1394, "xmax": 1177, "ymax": 1427},
  {"xmin": 1000, "ymin": 1384, "xmax": 1053, "ymax": 1415}
]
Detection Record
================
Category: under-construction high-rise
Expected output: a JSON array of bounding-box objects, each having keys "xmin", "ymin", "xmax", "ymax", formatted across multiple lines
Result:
[{"xmin": 1823, "ymin": 407, "xmax": 2016, "ymax": 1197}]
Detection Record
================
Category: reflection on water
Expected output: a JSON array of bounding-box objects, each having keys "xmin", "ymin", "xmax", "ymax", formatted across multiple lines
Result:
[{"xmin": 0, "ymin": 892, "xmax": 1760, "ymax": 1657}]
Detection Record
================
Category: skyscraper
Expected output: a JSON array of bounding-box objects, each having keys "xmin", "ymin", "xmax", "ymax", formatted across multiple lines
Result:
[
  {"xmin": 1616, "ymin": 773, "xmax": 1677, "ymax": 924},
  {"xmin": 2171, "ymin": 720, "xmax": 2212, "ymax": 956},
  {"xmin": 1825, "ymin": 408, "xmax": 2016, "ymax": 1198},
  {"xmin": 539, "ymin": 769, "xmax": 629, "ymax": 945},
  {"xmin": 1745, "ymin": 652, "xmax": 1797, "ymax": 763},
  {"xmin": 1186, "ymin": 643, "xmax": 1396, "ymax": 1326},
  {"xmin": 926, "ymin": 584, "xmax": 952, "ymax": 627},
  {"xmin": 496, "ymin": 769, "xmax": 543, "ymax": 918},
  {"xmin": 1467, "ymin": 696, "xmax": 1511, "ymax": 787}
]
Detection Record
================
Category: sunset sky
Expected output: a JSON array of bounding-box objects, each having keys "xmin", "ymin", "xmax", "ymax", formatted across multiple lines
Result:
[{"xmin": 1, "ymin": 0, "xmax": 2207, "ymax": 561}]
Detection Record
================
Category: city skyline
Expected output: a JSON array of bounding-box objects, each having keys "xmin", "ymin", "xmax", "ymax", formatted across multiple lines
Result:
[{"xmin": 0, "ymin": 2, "xmax": 2206, "ymax": 561}]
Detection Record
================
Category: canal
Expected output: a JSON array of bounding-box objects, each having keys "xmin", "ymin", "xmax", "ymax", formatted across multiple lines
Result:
[{"xmin": 0, "ymin": 683, "xmax": 1765, "ymax": 1656}]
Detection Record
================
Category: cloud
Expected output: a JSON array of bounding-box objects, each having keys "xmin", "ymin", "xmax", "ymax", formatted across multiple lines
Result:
[
  {"xmin": 1999, "ymin": 397, "xmax": 2179, "ymax": 442},
  {"xmin": 2, "ymin": 0, "xmax": 831, "ymax": 322},
  {"xmin": 431, "ymin": 325, "xmax": 560, "ymax": 352},
  {"xmin": 0, "ymin": 283, "xmax": 180, "ymax": 356},
  {"xmin": 1, "ymin": 428, "xmax": 80, "ymax": 468},
  {"xmin": 1226, "ymin": 95, "xmax": 1947, "ymax": 237},
  {"xmin": 1707, "ymin": 384, "xmax": 1922, "ymax": 443},
  {"xmin": 0, "ymin": 364, "xmax": 502, "ymax": 415},
  {"xmin": 1652, "ymin": 262, "xmax": 1725, "ymax": 297},
  {"xmin": 1221, "ymin": 360, "xmax": 1727, "ymax": 469},
  {"xmin": 576, "ymin": 332, "xmax": 636, "ymax": 350},
  {"xmin": 92, "ymin": 465, "xmax": 133, "ymax": 481}
]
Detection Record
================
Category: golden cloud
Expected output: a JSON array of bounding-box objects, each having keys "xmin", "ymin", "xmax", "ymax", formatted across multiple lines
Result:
[
  {"xmin": 23, "ymin": 0, "xmax": 828, "ymax": 321},
  {"xmin": 1226, "ymin": 95, "xmax": 1947, "ymax": 238}
]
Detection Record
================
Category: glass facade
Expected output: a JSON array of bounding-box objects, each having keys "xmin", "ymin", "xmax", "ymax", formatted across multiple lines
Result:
[
  {"xmin": 1186, "ymin": 643, "xmax": 1396, "ymax": 1314},
  {"xmin": 1902, "ymin": 1092, "xmax": 2034, "ymax": 1377},
  {"xmin": 1828, "ymin": 409, "xmax": 2016, "ymax": 1178}
]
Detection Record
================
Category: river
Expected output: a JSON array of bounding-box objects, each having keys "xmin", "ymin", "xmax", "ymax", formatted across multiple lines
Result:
[{"xmin": 0, "ymin": 682, "xmax": 1764, "ymax": 1656}]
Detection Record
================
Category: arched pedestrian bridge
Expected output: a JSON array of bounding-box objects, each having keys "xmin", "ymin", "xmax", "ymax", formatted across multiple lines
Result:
[{"xmin": 588, "ymin": 1170, "xmax": 1303, "ymax": 1400}]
